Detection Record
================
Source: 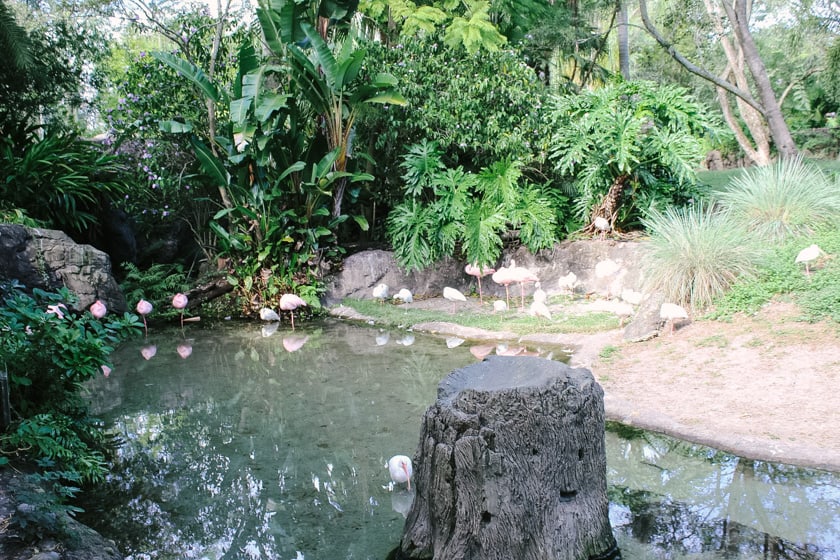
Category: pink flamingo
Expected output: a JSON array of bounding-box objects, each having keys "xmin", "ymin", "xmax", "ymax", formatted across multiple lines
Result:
[
  {"xmin": 464, "ymin": 263, "xmax": 496, "ymax": 304},
  {"xmin": 282, "ymin": 335, "xmax": 309, "ymax": 352},
  {"xmin": 89, "ymin": 300, "xmax": 107, "ymax": 319},
  {"xmin": 176, "ymin": 342, "xmax": 192, "ymax": 359},
  {"xmin": 172, "ymin": 293, "xmax": 188, "ymax": 327},
  {"xmin": 280, "ymin": 293, "xmax": 307, "ymax": 330},
  {"xmin": 136, "ymin": 299, "xmax": 153, "ymax": 336},
  {"xmin": 491, "ymin": 266, "xmax": 515, "ymax": 309},
  {"xmin": 508, "ymin": 261, "xmax": 539, "ymax": 310}
]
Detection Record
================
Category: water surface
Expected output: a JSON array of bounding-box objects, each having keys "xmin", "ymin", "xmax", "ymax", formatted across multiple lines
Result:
[{"xmin": 81, "ymin": 320, "xmax": 840, "ymax": 559}]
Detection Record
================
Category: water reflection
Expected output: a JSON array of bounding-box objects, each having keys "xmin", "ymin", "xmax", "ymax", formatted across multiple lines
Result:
[
  {"xmin": 80, "ymin": 321, "xmax": 840, "ymax": 560},
  {"xmin": 607, "ymin": 425, "xmax": 840, "ymax": 558}
]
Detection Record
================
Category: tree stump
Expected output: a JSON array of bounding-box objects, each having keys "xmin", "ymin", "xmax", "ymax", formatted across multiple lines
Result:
[{"xmin": 395, "ymin": 356, "xmax": 619, "ymax": 560}]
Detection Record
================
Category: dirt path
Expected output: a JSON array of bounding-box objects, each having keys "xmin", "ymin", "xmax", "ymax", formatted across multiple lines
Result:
[{"xmin": 332, "ymin": 298, "xmax": 840, "ymax": 472}]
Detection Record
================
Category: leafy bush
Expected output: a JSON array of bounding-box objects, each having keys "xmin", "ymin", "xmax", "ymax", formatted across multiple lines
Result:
[
  {"xmin": 386, "ymin": 145, "xmax": 559, "ymax": 271},
  {"xmin": 357, "ymin": 35, "xmax": 552, "ymax": 207},
  {"xmin": 716, "ymin": 156, "xmax": 840, "ymax": 243},
  {"xmin": 0, "ymin": 284, "xmax": 141, "ymax": 481},
  {"xmin": 641, "ymin": 203, "xmax": 762, "ymax": 310},
  {"xmin": 549, "ymin": 80, "xmax": 716, "ymax": 232}
]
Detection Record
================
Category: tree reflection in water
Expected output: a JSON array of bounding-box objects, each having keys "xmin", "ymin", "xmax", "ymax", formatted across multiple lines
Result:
[{"xmin": 79, "ymin": 322, "xmax": 840, "ymax": 559}]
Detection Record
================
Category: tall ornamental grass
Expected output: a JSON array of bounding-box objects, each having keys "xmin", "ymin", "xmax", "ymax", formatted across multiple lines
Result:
[
  {"xmin": 642, "ymin": 203, "xmax": 762, "ymax": 310},
  {"xmin": 716, "ymin": 157, "xmax": 840, "ymax": 242}
]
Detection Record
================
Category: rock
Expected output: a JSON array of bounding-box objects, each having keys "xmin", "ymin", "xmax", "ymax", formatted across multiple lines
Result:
[
  {"xmin": 322, "ymin": 250, "xmax": 468, "ymax": 305},
  {"xmin": 623, "ymin": 291, "xmax": 665, "ymax": 342},
  {"xmin": 0, "ymin": 224, "xmax": 125, "ymax": 313},
  {"xmin": 395, "ymin": 356, "xmax": 618, "ymax": 560}
]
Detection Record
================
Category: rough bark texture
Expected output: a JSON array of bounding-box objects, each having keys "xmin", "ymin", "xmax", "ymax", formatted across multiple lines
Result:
[{"xmin": 396, "ymin": 356, "xmax": 618, "ymax": 560}]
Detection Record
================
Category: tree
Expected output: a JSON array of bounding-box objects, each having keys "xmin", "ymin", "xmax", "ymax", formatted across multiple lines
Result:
[{"xmin": 639, "ymin": 0, "xmax": 798, "ymax": 163}]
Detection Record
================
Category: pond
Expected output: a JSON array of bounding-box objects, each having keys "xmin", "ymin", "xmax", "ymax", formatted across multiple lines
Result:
[{"xmin": 80, "ymin": 320, "xmax": 840, "ymax": 560}]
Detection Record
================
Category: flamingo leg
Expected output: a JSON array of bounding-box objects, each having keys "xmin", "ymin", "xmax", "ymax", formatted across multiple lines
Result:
[
  {"xmin": 143, "ymin": 317, "xmax": 148, "ymax": 337},
  {"xmin": 477, "ymin": 277, "xmax": 483, "ymax": 304},
  {"xmin": 504, "ymin": 285, "xmax": 510, "ymax": 309},
  {"xmin": 290, "ymin": 312, "xmax": 295, "ymax": 331},
  {"xmin": 519, "ymin": 283, "xmax": 525, "ymax": 310}
]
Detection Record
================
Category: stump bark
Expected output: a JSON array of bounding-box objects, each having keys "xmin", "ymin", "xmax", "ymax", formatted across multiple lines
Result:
[{"xmin": 396, "ymin": 356, "xmax": 618, "ymax": 560}]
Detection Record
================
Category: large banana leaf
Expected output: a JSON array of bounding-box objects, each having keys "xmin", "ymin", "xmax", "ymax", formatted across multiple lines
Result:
[
  {"xmin": 152, "ymin": 52, "xmax": 226, "ymax": 104},
  {"xmin": 190, "ymin": 137, "xmax": 230, "ymax": 188}
]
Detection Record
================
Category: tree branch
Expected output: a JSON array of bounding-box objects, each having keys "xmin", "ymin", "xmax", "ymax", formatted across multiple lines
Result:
[{"xmin": 637, "ymin": 0, "xmax": 764, "ymax": 114}]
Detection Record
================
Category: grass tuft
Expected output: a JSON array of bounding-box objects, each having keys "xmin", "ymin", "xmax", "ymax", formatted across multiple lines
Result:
[
  {"xmin": 716, "ymin": 157, "xmax": 840, "ymax": 243},
  {"xmin": 642, "ymin": 202, "xmax": 761, "ymax": 311}
]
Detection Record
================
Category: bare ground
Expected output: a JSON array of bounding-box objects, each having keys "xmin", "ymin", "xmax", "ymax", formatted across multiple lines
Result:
[{"xmin": 332, "ymin": 297, "xmax": 840, "ymax": 472}]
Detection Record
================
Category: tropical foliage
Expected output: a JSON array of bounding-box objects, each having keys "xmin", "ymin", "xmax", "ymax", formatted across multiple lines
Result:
[
  {"xmin": 0, "ymin": 131, "xmax": 129, "ymax": 234},
  {"xmin": 386, "ymin": 142, "xmax": 558, "ymax": 271},
  {"xmin": 357, "ymin": 35, "xmax": 552, "ymax": 205},
  {"xmin": 549, "ymin": 80, "xmax": 717, "ymax": 233}
]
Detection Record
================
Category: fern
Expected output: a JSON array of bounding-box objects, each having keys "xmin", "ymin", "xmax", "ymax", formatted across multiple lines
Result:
[
  {"xmin": 120, "ymin": 263, "xmax": 189, "ymax": 310},
  {"xmin": 399, "ymin": 139, "xmax": 447, "ymax": 197}
]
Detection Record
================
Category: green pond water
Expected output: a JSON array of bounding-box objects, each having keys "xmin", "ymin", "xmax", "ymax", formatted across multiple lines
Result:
[{"xmin": 80, "ymin": 320, "xmax": 840, "ymax": 560}]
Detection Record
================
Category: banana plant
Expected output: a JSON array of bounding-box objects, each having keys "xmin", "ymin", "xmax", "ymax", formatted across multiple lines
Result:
[{"xmin": 284, "ymin": 21, "xmax": 407, "ymax": 217}]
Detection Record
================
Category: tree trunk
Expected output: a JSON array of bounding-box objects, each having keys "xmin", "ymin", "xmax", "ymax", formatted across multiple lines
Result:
[
  {"xmin": 617, "ymin": 0, "xmax": 630, "ymax": 80},
  {"xmin": 395, "ymin": 356, "xmax": 618, "ymax": 560},
  {"xmin": 719, "ymin": 0, "xmax": 798, "ymax": 159}
]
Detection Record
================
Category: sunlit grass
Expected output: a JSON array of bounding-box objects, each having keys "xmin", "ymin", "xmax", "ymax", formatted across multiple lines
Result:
[{"xmin": 340, "ymin": 298, "xmax": 618, "ymax": 335}]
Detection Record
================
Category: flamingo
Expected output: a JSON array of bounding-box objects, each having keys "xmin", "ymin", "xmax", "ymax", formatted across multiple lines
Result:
[
  {"xmin": 464, "ymin": 263, "xmax": 496, "ymax": 304},
  {"xmin": 259, "ymin": 307, "xmax": 281, "ymax": 322},
  {"xmin": 508, "ymin": 261, "xmax": 539, "ymax": 310},
  {"xmin": 491, "ymin": 266, "xmax": 515, "ymax": 309},
  {"xmin": 176, "ymin": 342, "xmax": 192, "ymax": 359},
  {"xmin": 594, "ymin": 216, "xmax": 610, "ymax": 240},
  {"xmin": 172, "ymin": 293, "xmax": 188, "ymax": 327},
  {"xmin": 443, "ymin": 286, "xmax": 466, "ymax": 302},
  {"xmin": 532, "ymin": 282, "xmax": 547, "ymax": 305},
  {"xmin": 89, "ymin": 299, "xmax": 107, "ymax": 319},
  {"xmin": 140, "ymin": 344, "xmax": 157, "ymax": 361},
  {"xmin": 136, "ymin": 299, "xmax": 153, "ymax": 336},
  {"xmin": 280, "ymin": 293, "xmax": 307, "ymax": 330},
  {"xmin": 529, "ymin": 300, "xmax": 552, "ymax": 321},
  {"xmin": 282, "ymin": 335, "xmax": 308, "ymax": 352},
  {"xmin": 795, "ymin": 244, "xmax": 824, "ymax": 276},
  {"xmin": 387, "ymin": 455, "xmax": 413, "ymax": 491},
  {"xmin": 660, "ymin": 302, "xmax": 688, "ymax": 335},
  {"xmin": 373, "ymin": 283, "xmax": 389, "ymax": 304},
  {"xmin": 393, "ymin": 288, "xmax": 413, "ymax": 304}
]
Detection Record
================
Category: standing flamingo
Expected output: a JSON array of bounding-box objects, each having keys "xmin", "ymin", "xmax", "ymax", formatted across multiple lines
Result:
[
  {"xmin": 464, "ymin": 263, "xmax": 496, "ymax": 304},
  {"xmin": 387, "ymin": 455, "xmax": 413, "ymax": 491},
  {"xmin": 136, "ymin": 299, "xmax": 153, "ymax": 336},
  {"xmin": 491, "ymin": 266, "xmax": 515, "ymax": 309},
  {"xmin": 508, "ymin": 261, "xmax": 539, "ymax": 310},
  {"xmin": 172, "ymin": 293, "xmax": 188, "ymax": 327},
  {"xmin": 280, "ymin": 293, "xmax": 307, "ymax": 330}
]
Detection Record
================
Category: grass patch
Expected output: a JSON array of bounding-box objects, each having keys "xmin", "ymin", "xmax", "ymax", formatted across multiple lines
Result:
[
  {"xmin": 598, "ymin": 344, "xmax": 621, "ymax": 362},
  {"xmin": 696, "ymin": 334, "xmax": 728, "ymax": 348},
  {"xmin": 340, "ymin": 298, "xmax": 618, "ymax": 335}
]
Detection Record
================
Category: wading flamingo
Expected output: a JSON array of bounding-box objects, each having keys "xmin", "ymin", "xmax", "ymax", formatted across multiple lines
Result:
[{"xmin": 280, "ymin": 293, "xmax": 307, "ymax": 330}]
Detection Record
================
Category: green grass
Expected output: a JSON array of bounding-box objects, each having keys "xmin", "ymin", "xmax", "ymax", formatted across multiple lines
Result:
[{"xmin": 340, "ymin": 298, "xmax": 619, "ymax": 335}]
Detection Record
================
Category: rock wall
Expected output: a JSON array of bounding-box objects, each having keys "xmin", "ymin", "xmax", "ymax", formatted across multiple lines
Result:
[
  {"xmin": 0, "ymin": 224, "xmax": 126, "ymax": 313},
  {"xmin": 323, "ymin": 240, "xmax": 648, "ymax": 304}
]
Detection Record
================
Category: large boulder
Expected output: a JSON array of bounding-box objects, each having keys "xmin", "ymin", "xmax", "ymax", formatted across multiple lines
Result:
[
  {"xmin": 322, "ymin": 250, "xmax": 469, "ymax": 305},
  {"xmin": 0, "ymin": 224, "xmax": 126, "ymax": 312}
]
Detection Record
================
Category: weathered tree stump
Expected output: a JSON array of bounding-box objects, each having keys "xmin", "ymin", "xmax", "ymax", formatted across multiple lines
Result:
[{"xmin": 395, "ymin": 355, "xmax": 619, "ymax": 560}]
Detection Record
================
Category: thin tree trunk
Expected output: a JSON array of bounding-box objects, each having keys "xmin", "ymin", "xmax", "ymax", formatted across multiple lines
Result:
[{"xmin": 617, "ymin": 0, "xmax": 630, "ymax": 79}]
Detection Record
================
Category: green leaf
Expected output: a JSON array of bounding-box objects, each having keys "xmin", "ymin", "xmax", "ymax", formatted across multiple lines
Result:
[
  {"xmin": 190, "ymin": 138, "xmax": 229, "ymax": 187},
  {"xmin": 151, "ymin": 51, "xmax": 226, "ymax": 104},
  {"xmin": 158, "ymin": 120, "xmax": 194, "ymax": 133},
  {"xmin": 353, "ymin": 215, "xmax": 370, "ymax": 231}
]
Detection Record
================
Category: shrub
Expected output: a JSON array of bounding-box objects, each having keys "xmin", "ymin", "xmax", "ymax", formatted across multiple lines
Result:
[
  {"xmin": 716, "ymin": 157, "xmax": 840, "ymax": 243},
  {"xmin": 0, "ymin": 284, "xmax": 141, "ymax": 481},
  {"xmin": 641, "ymin": 203, "xmax": 762, "ymax": 310}
]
